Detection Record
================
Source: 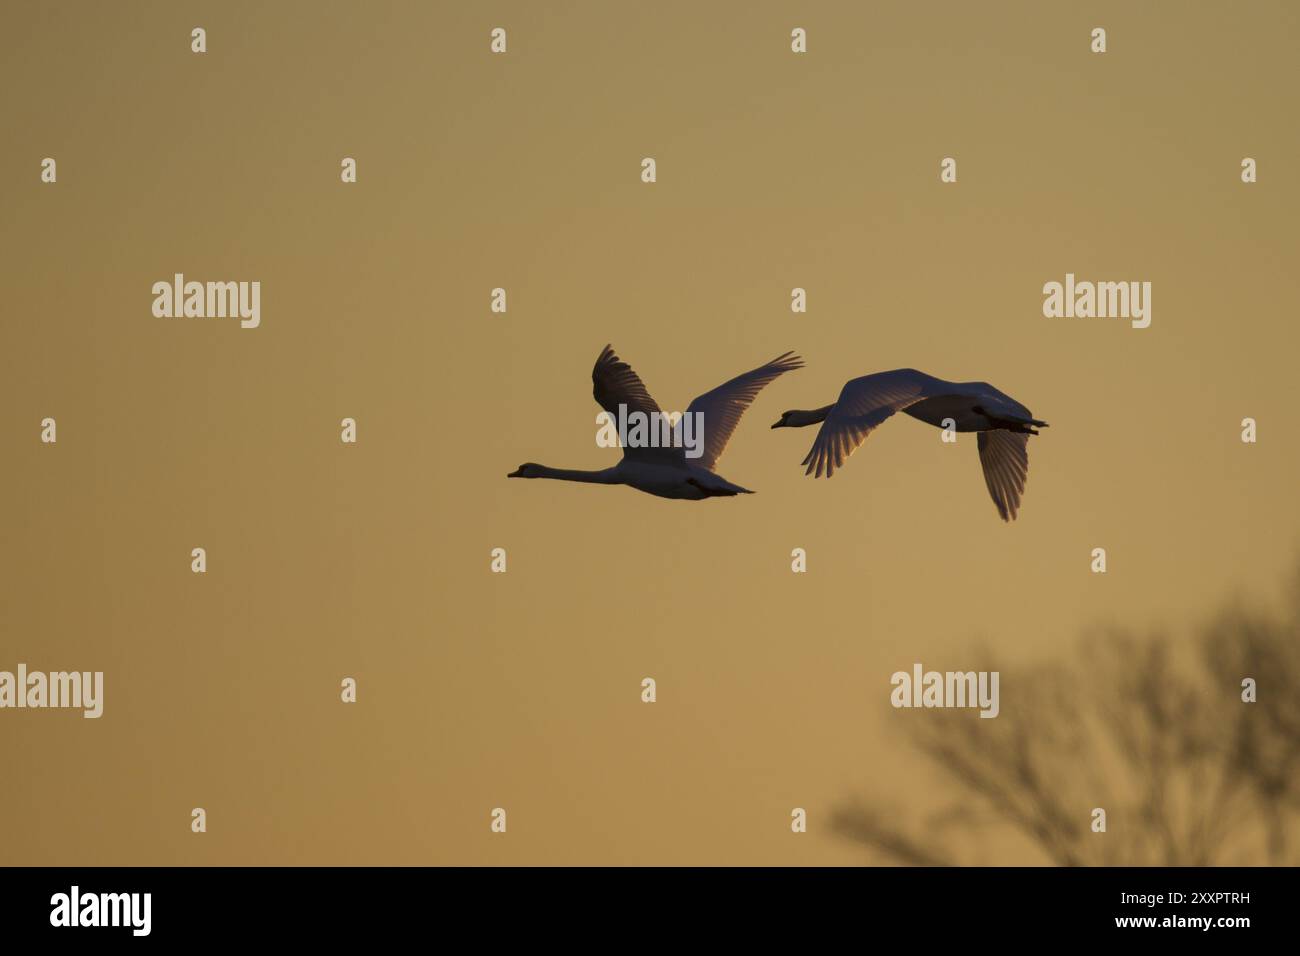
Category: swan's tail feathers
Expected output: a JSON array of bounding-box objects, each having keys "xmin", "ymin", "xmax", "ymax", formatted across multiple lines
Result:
[
  {"xmin": 988, "ymin": 414, "xmax": 1049, "ymax": 436},
  {"xmin": 686, "ymin": 477, "xmax": 754, "ymax": 497}
]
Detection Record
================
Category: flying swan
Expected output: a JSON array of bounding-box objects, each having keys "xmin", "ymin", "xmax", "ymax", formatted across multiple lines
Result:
[
  {"xmin": 509, "ymin": 345, "xmax": 803, "ymax": 500},
  {"xmin": 770, "ymin": 369, "xmax": 1048, "ymax": 520}
]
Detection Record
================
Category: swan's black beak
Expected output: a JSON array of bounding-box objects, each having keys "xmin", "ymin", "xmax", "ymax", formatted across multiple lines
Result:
[
  {"xmin": 507, "ymin": 468, "xmax": 523, "ymax": 478},
  {"xmin": 770, "ymin": 419, "xmax": 784, "ymax": 429}
]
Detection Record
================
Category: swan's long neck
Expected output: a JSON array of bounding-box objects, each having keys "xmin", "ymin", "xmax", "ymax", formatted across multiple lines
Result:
[
  {"xmin": 787, "ymin": 405, "xmax": 834, "ymax": 427},
  {"xmin": 532, "ymin": 465, "xmax": 620, "ymax": 484}
]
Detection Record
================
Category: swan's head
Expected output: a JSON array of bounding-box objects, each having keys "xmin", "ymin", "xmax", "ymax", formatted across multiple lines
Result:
[
  {"xmin": 771, "ymin": 410, "xmax": 796, "ymax": 429},
  {"xmin": 508, "ymin": 462, "xmax": 543, "ymax": 478}
]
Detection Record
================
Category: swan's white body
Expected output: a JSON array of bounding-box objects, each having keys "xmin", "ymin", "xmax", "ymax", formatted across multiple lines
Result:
[
  {"xmin": 772, "ymin": 368, "xmax": 1048, "ymax": 521},
  {"xmin": 509, "ymin": 345, "xmax": 803, "ymax": 500}
]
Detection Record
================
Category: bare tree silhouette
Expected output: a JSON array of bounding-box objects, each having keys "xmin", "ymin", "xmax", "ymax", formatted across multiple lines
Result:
[{"xmin": 833, "ymin": 561, "xmax": 1300, "ymax": 865}]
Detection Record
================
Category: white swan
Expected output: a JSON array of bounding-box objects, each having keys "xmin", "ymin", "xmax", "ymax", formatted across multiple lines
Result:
[
  {"xmin": 509, "ymin": 345, "xmax": 803, "ymax": 500},
  {"xmin": 771, "ymin": 368, "xmax": 1048, "ymax": 520}
]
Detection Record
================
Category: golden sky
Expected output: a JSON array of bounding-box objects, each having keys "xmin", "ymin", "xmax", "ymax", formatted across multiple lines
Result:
[{"xmin": 1, "ymin": 1, "xmax": 1297, "ymax": 864}]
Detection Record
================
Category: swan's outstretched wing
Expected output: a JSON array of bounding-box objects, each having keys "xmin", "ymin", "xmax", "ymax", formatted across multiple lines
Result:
[
  {"xmin": 685, "ymin": 352, "xmax": 804, "ymax": 471},
  {"xmin": 802, "ymin": 369, "xmax": 947, "ymax": 478},
  {"xmin": 977, "ymin": 429, "xmax": 1030, "ymax": 521},
  {"xmin": 592, "ymin": 344, "xmax": 683, "ymax": 464},
  {"xmin": 592, "ymin": 344, "xmax": 665, "ymax": 419}
]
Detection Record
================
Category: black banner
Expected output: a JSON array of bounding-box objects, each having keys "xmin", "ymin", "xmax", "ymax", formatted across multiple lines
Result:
[{"xmin": 0, "ymin": 866, "xmax": 1279, "ymax": 941}]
